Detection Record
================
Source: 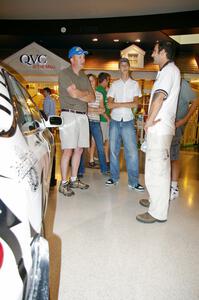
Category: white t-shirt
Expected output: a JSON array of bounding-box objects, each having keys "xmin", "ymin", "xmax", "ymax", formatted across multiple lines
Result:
[
  {"xmin": 148, "ymin": 62, "xmax": 180, "ymax": 135},
  {"xmin": 107, "ymin": 78, "xmax": 141, "ymax": 121}
]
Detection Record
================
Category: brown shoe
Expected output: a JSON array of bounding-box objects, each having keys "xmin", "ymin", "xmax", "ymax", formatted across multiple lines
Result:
[
  {"xmin": 139, "ymin": 199, "xmax": 150, "ymax": 207},
  {"xmin": 70, "ymin": 179, "xmax": 89, "ymax": 189},
  {"xmin": 59, "ymin": 182, "xmax": 75, "ymax": 197},
  {"xmin": 136, "ymin": 212, "xmax": 167, "ymax": 224}
]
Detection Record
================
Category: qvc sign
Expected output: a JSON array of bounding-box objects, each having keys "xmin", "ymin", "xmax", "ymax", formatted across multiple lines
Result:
[{"xmin": 20, "ymin": 54, "xmax": 47, "ymax": 66}]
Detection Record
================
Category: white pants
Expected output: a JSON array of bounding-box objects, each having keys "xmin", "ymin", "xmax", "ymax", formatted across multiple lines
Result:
[{"xmin": 145, "ymin": 132, "xmax": 173, "ymax": 221}]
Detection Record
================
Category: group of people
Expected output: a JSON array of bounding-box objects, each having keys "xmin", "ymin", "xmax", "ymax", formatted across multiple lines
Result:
[
  {"xmin": 43, "ymin": 41, "xmax": 198, "ymax": 224},
  {"xmin": 77, "ymin": 72, "xmax": 111, "ymax": 177},
  {"xmin": 57, "ymin": 46, "xmax": 145, "ymax": 200}
]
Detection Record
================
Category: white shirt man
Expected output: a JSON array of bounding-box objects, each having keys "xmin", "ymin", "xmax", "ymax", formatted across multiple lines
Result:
[
  {"xmin": 148, "ymin": 61, "xmax": 181, "ymax": 135},
  {"xmin": 106, "ymin": 57, "xmax": 144, "ymax": 192},
  {"xmin": 136, "ymin": 41, "xmax": 180, "ymax": 224},
  {"xmin": 109, "ymin": 78, "xmax": 142, "ymax": 121}
]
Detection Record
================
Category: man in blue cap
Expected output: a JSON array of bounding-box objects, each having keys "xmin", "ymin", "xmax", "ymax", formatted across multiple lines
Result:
[{"xmin": 58, "ymin": 46, "xmax": 95, "ymax": 196}]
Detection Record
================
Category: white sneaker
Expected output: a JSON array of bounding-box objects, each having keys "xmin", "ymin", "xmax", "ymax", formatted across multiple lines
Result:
[{"xmin": 170, "ymin": 187, "xmax": 179, "ymax": 200}]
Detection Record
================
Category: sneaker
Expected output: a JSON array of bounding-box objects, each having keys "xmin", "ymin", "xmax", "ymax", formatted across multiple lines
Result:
[
  {"xmin": 128, "ymin": 183, "xmax": 145, "ymax": 192},
  {"xmin": 70, "ymin": 179, "xmax": 89, "ymax": 189},
  {"xmin": 105, "ymin": 178, "xmax": 118, "ymax": 186},
  {"xmin": 59, "ymin": 182, "xmax": 75, "ymax": 197},
  {"xmin": 170, "ymin": 187, "xmax": 179, "ymax": 200}
]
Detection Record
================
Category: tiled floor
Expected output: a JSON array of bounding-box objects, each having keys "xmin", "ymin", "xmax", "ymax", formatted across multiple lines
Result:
[{"xmin": 45, "ymin": 146, "xmax": 199, "ymax": 300}]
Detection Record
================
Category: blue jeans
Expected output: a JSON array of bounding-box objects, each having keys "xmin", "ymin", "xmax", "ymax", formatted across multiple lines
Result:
[
  {"xmin": 78, "ymin": 152, "xmax": 85, "ymax": 175},
  {"xmin": 109, "ymin": 119, "xmax": 139, "ymax": 186},
  {"xmin": 89, "ymin": 121, "xmax": 108, "ymax": 174}
]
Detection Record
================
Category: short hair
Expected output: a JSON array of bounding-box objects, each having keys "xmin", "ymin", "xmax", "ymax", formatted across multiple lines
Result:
[
  {"xmin": 98, "ymin": 72, "xmax": 110, "ymax": 84},
  {"xmin": 43, "ymin": 87, "xmax": 51, "ymax": 94},
  {"xmin": 155, "ymin": 41, "xmax": 176, "ymax": 60},
  {"xmin": 118, "ymin": 57, "xmax": 130, "ymax": 67}
]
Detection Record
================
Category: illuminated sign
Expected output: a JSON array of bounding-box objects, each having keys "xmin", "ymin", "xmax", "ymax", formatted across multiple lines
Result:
[{"xmin": 20, "ymin": 54, "xmax": 47, "ymax": 66}]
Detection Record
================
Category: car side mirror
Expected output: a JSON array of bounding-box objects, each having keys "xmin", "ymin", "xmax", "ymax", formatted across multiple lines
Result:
[{"xmin": 44, "ymin": 115, "xmax": 63, "ymax": 128}]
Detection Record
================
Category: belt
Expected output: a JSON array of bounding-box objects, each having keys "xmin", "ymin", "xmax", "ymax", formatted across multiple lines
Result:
[{"xmin": 61, "ymin": 109, "xmax": 86, "ymax": 115}]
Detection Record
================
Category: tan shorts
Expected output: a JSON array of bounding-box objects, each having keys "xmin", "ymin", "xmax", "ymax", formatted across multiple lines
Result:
[
  {"xmin": 59, "ymin": 111, "xmax": 89, "ymax": 149},
  {"xmin": 100, "ymin": 121, "xmax": 109, "ymax": 142}
]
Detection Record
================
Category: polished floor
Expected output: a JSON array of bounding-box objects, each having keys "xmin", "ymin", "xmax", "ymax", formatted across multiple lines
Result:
[{"xmin": 45, "ymin": 145, "xmax": 199, "ymax": 300}]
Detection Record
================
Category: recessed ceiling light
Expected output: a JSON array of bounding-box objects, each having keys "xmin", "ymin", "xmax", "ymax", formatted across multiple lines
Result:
[
  {"xmin": 135, "ymin": 39, "xmax": 141, "ymax": 43},
  {"xmin": 92, "ymin": 38, "xmax": 98, "ymax": 42},
  {"xmin": 60, "ymin": 27, "xmax": 66, "ymax": 33},
  {"xmin": 113, "ymin": 39, "xmax": 119, "ymax": 42}
]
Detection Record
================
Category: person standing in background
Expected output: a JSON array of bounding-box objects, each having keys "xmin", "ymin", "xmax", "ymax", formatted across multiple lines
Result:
[
  {"xmin": 137, "ymin": 41, "xmax": 180, "ymax": 223},
  {"xmin": 43, "ymin": 87, "xmax": 56, "ymax": 118},
  {"xmin": 87, "ymin": 73, "xmax": 108, "ymax": 175},
  {"xmin": 58, "ymin": 46, "xmax": 95, "ymax": 197},
  {"xmin": 170, "ymin": 79, "xmax": 199, "ymax": 200},
  {"xmin": 43, "ymin": 87, "xmax": 57, "ymax": 186},
  {"xmin": 96, "ymin": 72, "xmax": 111, "ymax": 168}
]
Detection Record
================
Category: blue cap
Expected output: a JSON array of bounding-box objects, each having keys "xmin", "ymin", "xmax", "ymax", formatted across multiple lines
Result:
[{"xmin": 68, "ymin": 46, "xmax": 88, "ymax": 59}]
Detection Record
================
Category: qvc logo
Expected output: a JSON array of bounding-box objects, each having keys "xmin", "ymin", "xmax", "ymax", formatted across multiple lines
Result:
[{"xmin": 20, "ymin": 54, "xmax": 47, "ymax": 66}]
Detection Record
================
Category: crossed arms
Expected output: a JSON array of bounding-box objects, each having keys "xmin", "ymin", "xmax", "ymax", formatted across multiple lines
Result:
[
  {"xmin": 107, "ymin": 96, "xmax": 139, "ymax": 110},
  {"xmin": 67, "ymin": 84, "xmax": 95, "ymax": 103}
]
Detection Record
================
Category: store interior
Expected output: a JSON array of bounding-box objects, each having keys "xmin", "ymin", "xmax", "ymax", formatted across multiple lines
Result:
[
  {"xmin": 1, "ymin": 6, "xmax": 199, "ymax": 299},
  {"xmin": 3, "ymin": 40, "xmax": 198, "ymax": 148}
]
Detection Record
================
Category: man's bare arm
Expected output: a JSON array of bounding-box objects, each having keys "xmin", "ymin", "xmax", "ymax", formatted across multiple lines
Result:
[
  {"xmin": 107, "ymin": 96, "xmax": 138, "ymax": 109},
  {"xmin": 88, "ymin": 107, "xmax": 105, "ymax": 114},
  {"xmin": 67, "ymin": 84, "xmax": 95, "ymax": 102},
  {"xmin": 175, "ymin": 97, "xmax": 199, "ymax": 128}
]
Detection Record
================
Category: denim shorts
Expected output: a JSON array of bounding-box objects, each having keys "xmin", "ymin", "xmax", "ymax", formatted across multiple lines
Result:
[{"xmin": 170, "ymin": 127, "xmax": 184, "ymax": 160}]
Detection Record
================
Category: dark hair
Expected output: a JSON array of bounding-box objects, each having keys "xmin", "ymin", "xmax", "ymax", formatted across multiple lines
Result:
[
  {"xmin": 155, "ymin": 41, "xmax": 176, "ymax": 60},
  {"xmin": 87, "ymin": 73, "xmax": 98, "ymax": 84},
  {"xmin": 98, "ymin": 72, "xmax": 110, "ymax": 84},
  {"xmin": 87, "ymin": 73, "xmax": 96, "ymax": 79},
  {"xmin": 118, "ymin": 57, "xmax": 130, "ymax": 67},
  {"xmin": 43, "ymin": 87, "xmax": 51, "ymax": 94}
]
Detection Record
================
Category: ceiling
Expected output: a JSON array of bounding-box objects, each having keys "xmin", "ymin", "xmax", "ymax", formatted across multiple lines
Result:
[
  {"xmin": 1, "ymin": 0, "xmax": 199, "ymax": 19},
  {"xmin": 0, "ymin": 1, "xmax": 199, "ymax": 64}
]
